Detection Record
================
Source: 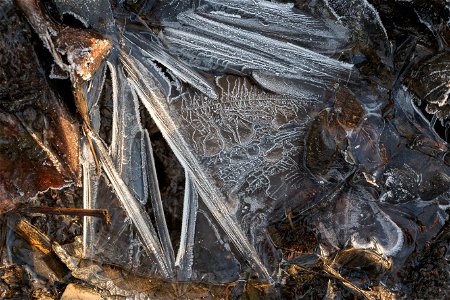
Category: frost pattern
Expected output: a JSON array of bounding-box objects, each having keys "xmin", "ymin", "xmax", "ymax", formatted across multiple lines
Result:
[
  {"xmin": 73, "ymin": 0, "xmax": 450, "ymax": 285},
  {"xmin": 170, "ymin": 75, "xmax": 318, "ymax": 225},
  {"xmin": 120, "ymin": 52, "xmax": 271, "ymax": 279},
  {"xmin": 194, "ymin": 0, "xmax": 349, "ymax": 54},
  {"xmin": 161, "ymin": 1, "xmax": 353, "ymax": 91}
]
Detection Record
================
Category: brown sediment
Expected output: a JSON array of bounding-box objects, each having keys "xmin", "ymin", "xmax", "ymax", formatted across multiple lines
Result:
[{"xmin": 334, "ymin": 87, "xmax": 364, "ymax": 130}]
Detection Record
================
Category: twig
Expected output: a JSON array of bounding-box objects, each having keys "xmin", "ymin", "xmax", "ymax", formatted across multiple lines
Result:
[{"xmin": 25, "ymin": 207, "xmax": 111, "ymax": 225}]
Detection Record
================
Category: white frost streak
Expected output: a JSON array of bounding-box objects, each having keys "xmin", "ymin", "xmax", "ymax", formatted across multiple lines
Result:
[
  {"xmin": 125, "ymin": 31, "xmax": 218, "ymax": 99},
  {"xmin": 162, "ymin": 7, "xmax": 352, "ymax": 88},
  {"xmin": 175, "ymin": 171, "xmax": 199, "ymax": 280},
  {"xmin": 90, "ymin": 132, "xmax": 173, "ymax": 278},
  {"xmin": 120, "ymin": 52, "xmax": 271, "ymax": 280},
  {"xmin": 81, "ymin": 141, "xmax": 97, "ymax": 258},
  {"xmin": 202, "ymin": 0, "xmax": 347, "ymax": 44}
]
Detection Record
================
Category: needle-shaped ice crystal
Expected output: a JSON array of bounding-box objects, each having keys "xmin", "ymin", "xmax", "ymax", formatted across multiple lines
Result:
[
  {"xmin": 90, "ymin": 131, "xmax": 173, "ymax": 278},
  {"xmin": 125, "ymin": 31, "xmax": 218, "ymax": 99},
  {"xmin": 161, "ymin": 3, "xmax": 353, "ymax": 90},
  {"xmin": 175, "ymin": 171, "xmax": 198, "ymax": 280},
  {"xmin": 121, "ymin": 51, "xmax": 272, "ymax": 280}
]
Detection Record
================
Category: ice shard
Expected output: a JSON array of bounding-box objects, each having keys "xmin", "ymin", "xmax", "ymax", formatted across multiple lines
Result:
[
  {"xmin": 121, "ymin": 52, "xmax": 272, "ymax": 279},
  {"xmin": 90, "ymin": 131, "xmax": 173, "ymax": 278},
  {"xmin": 175, "ymin": 171, "xmax": 198, "ymax": 280},
  {"xmin": 194, "ymin": 0, "xmax": 350, "ymax": 54},
  {"xmin": 69, "ymin": 0, "xmax": 450, "ymax": 293}
]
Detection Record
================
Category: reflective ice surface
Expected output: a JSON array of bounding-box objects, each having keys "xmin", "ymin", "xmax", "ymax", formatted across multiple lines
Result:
[
  {"xmin": 6, "ymin": 0, "xmax": 450, "ymax": 297},
  {"xmin": 86, "ymin": 0, "xmax": 450, "ymax": 285}
]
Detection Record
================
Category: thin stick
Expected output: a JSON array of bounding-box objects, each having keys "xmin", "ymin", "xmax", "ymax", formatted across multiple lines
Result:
[{"xmin": 25, "ymin": 207, "xmax": 111, "ymax": 225}]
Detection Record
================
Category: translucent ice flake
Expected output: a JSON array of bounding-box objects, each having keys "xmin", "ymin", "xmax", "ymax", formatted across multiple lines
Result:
[
  {"xmin": 175, "ymin": 171, "xmax": 198, "ymax": 280},
  {"xmin": 108, "ymin": 60, "xmax": 149, "ymax": 204}
]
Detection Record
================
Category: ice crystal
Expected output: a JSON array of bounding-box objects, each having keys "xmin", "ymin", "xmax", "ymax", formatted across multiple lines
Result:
[
  {"xmin": 10, "ymin": 0, "xmax": 450, "ymax": 296},
  {"xmin": 79, "ymin": 0, "xmax": 449, "ymax": 283}
]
